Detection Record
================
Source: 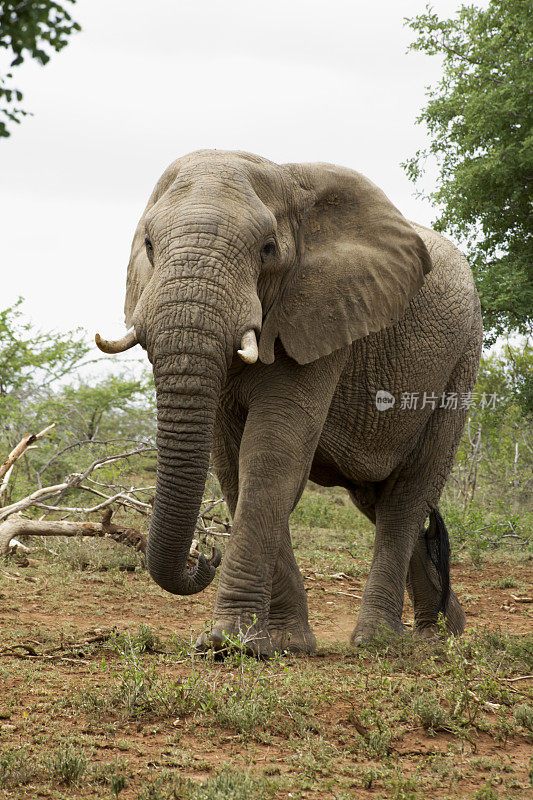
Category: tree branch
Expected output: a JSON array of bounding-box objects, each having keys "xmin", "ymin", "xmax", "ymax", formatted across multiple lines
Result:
[
  {"xmin": 0, "ymin": 423, "xmax": 55, "ymax": 483},
  {"xmin": 0, "ymin": 445, "xmax": 155, "ymax": 522},
  {"xmin": 0, "ymin": 511, "xmax": 146, "ymax": 557}
]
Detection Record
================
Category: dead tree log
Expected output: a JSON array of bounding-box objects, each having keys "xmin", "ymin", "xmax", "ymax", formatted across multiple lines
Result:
[{"xmin": 0, "ymin": 510, "xmax": 147, "ymax": 557}]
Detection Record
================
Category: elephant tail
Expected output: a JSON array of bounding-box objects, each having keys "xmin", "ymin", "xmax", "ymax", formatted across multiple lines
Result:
[{"xmin": 425, "ymin": 508, "xmax": 450, "ymax": 614}]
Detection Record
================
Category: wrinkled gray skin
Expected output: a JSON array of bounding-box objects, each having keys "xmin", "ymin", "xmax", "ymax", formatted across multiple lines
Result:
[{"xmin": 115, "ymin": 150, "xmax": 482, "ymax": 656}]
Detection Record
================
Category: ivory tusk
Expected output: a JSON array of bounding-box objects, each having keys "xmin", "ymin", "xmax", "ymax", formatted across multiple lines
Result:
[
  {"xmin": 237, "ymin": 329, "xmax": 258, "ymax": 364},
  {"xmin": 95, "ymin": 329, "xmax": 139, "ymax": 354}
]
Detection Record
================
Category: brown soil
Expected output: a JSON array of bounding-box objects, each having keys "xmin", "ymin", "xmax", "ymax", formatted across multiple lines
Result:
[{"xmin": 0, "ymin": 556, "xmax": 531, "ymax": 799}]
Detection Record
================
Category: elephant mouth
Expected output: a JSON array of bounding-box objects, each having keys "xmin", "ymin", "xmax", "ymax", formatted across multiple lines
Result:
[{"xmin": 96, "ymin": 326, "xmax": 259, "ymax": 365}]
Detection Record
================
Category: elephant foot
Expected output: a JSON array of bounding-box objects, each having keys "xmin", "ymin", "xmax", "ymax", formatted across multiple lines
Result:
[
  {"xmin": 350, "ymin": 615, "xmax": 406, "ymax": 646},
  {"xmin": 412, "ymin": 589, "xmax": 467, "ymax": 639},
  {"xmin": 413, "ymin": 625, "xmax": 439, "ymax": 641},
  {"xmin": 268, "ymin": 622, "xmax": 317, "ymax": 655},
  {"xmin": 195, "ymin": 616, "xmax": 273, "ymax": 659},
  {"xmin": 443, "ymin": 588, "xmax": 467, "ymax": 636}
]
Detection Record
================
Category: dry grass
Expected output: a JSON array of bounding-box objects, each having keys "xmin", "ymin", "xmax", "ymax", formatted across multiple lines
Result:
[{"xmin": 0, "ymin": 487, "xmax": 531, "ymax": 799}]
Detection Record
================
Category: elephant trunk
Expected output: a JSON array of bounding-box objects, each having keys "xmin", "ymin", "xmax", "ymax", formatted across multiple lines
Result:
[{"xmin": 146, "ymin": 313, "xmax": 228, "ymax": 595}]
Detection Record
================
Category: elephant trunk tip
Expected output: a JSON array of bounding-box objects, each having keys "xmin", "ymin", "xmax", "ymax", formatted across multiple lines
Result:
[{"xmin": 147, "ymin": 546, "xmax": 222, "ymax": 596}]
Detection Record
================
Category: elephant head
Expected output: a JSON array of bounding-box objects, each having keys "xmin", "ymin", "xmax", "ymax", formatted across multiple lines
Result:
[{"xmin": 97, "ymin": 150, "xmax": 431, "ymax": 596}]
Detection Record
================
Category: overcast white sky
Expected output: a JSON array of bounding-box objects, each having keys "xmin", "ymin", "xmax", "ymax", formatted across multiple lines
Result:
[{"xmin": 1, "ymin": 0, "xmax": 475, "ymax": 350}]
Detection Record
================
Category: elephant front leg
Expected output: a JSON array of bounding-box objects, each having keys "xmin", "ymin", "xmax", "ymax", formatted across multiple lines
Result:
[
  {"xmin": 208, "ymin": 426, "xmax": 323, "ymax": 657},
  {"xmin": 268, "ymin": 528, "xmax": 317, "ymax": 654},
  {"xmin": 207, "ymin": 513, "xmax": 316, "ymax": 656},
  {"xmin": 210, "ymin": 409, "xmax": 316, "ymax": 656},
  {"xmin": 205, "ymin": 471, "xmax": 306, "ymax": 657},
  {"xmin": 202, "ymin": 353, "xmax": 346, "ymax": 657}
]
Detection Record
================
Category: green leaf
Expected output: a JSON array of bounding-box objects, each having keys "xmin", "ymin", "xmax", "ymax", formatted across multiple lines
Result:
[
  {"xmin": 403, "ymin": 0, "xmax": 533, "ymax": 339},
  {"xmin": 0, "ymin": 1, "xmax": 81, "ymax": 137}
]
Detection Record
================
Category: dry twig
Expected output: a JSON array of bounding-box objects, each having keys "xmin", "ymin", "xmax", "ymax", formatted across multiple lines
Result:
[
  {"xmin": 0, "ymin": 424, "xmax": 230, "ymax": 566},
  {"xmin": 0, "ymin": 424, "xmax": 56, "ymax": 484},
  {"xmin": 0, "ymin": 424, "xmax": 56, "ymax": 504}
]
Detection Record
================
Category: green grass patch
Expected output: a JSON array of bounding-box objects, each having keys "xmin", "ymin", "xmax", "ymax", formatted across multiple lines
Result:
[{"xmin": 291, "ymin": 487, "xmax": 362, "ymax": 530}]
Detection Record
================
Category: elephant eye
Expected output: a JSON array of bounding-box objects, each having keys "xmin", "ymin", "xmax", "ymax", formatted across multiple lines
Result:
[
  {"xmin": 260, "ymin": 240, "xmax": 277, "ymax": 262},
  {"xmin": 145, "ymin": 235, "xmax": 153, "ymax": 258}
]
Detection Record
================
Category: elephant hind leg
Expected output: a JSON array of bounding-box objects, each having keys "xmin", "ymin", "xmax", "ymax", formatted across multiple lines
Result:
[
  {"xmin": 352, "ymin": 334, "xmax": 479, "ymax": 643},
  {"xmin": 346, "ymin": 494, "xmax": 465, "ymax": 639},
  {"xmin": 404, "ymin": 334, "xmax": 481, "ymax": 639},
  {"xmin": 407, "ymin": 515, "xmax": 465, "ymax": 638}
]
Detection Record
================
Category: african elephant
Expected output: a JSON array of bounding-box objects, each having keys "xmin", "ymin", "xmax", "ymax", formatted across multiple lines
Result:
[{"xmin": 96, "ymin": 149, "xmax": 482, "ymax": 656}]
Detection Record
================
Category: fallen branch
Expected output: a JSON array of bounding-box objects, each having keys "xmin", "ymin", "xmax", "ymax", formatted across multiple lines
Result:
[
  {"xmin": 0, "ymin": 627, "xmax": 172, "ymax": 663},
  {"xmin": 0, "ymin": 509, "xmax": 147, "ymax": 557},
  {"xmin": 0, "ymin": 425, "xmax": 56, "ymax": 505},
  {"xmin": 0, "ymin": 424, "xmax": 56, "ymax": 484},
  {"xmin": 0, "ymin": 465, "xmax": 14, "ymax": 506},
  {"xmin": 0, "ymin": 645, "xmax": 93, "ymax": 665},
  {"xmin": 34, "ymin": 488, "xmax": 153, "ymax": 515},
  {"xmin": 1, "ymin": 643, "xmax": 39, "ymax": 656},
  {"xmin": 0, "ymin": 432, "xmax": 229, "ymax": 567},
  {"xmin": 0, "ymin": 508, "xmax": 228, "ymax": 565},
  {"xmin": 0, "ymin": 445, "xmax": 155, "ymax": 522},
  {"xmin": 0, "ymin": 569, "xmax": 21, "ymax": 580}
]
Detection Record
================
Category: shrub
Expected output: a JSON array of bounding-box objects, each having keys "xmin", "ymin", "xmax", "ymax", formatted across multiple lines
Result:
[
  {"xmin": 46, "ymin": 740, "xmax": 88, "ymax": 785},
  {"xmin": 412, "ymin": 693, "xmax": 448, "ymax": 732},
  {"xmin": 514, "ymin": 703, "xmax": 533, "ymax": 732}
]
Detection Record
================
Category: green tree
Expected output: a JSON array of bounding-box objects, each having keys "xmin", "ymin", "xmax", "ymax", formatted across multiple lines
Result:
[
  {"xmin": 403, "ymin": 1, "xmax": 533, "ymax": 341},
  {"xmin": 449, "ymin": 342, "xmax": 533, "ymax": 515},
  {"xmin": 50, "ymin": 377, "xmax": 155, "ymax": 443},
  {"xmin": 0, "ymin": 300, "xmax": 155, "ymax": 503},
  {"xmin": 0, "ymin": 297, "xmax": 89, "ymax": 417},
  {"xmin": 0, "ymin": 0, "xmax": 80, "ymax": 137},
  {"xmin": 30, "ymin": 375, "xmax": 156, "ymax": 493}
]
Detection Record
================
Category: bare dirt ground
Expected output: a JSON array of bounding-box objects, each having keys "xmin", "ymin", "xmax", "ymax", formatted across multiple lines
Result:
[{"xmin": 0, "ymin": 537, "xmax": 531, "ymax": 800}]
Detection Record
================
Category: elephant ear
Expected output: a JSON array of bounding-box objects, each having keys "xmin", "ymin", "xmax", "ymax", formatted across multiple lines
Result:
[
  {"xmin": 124, "ymin": 161, "xmax": 181, "ymax": 327},
  {"xmin": 258, "ymin": 163, "xmax": 432, "ymax": 365}
]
